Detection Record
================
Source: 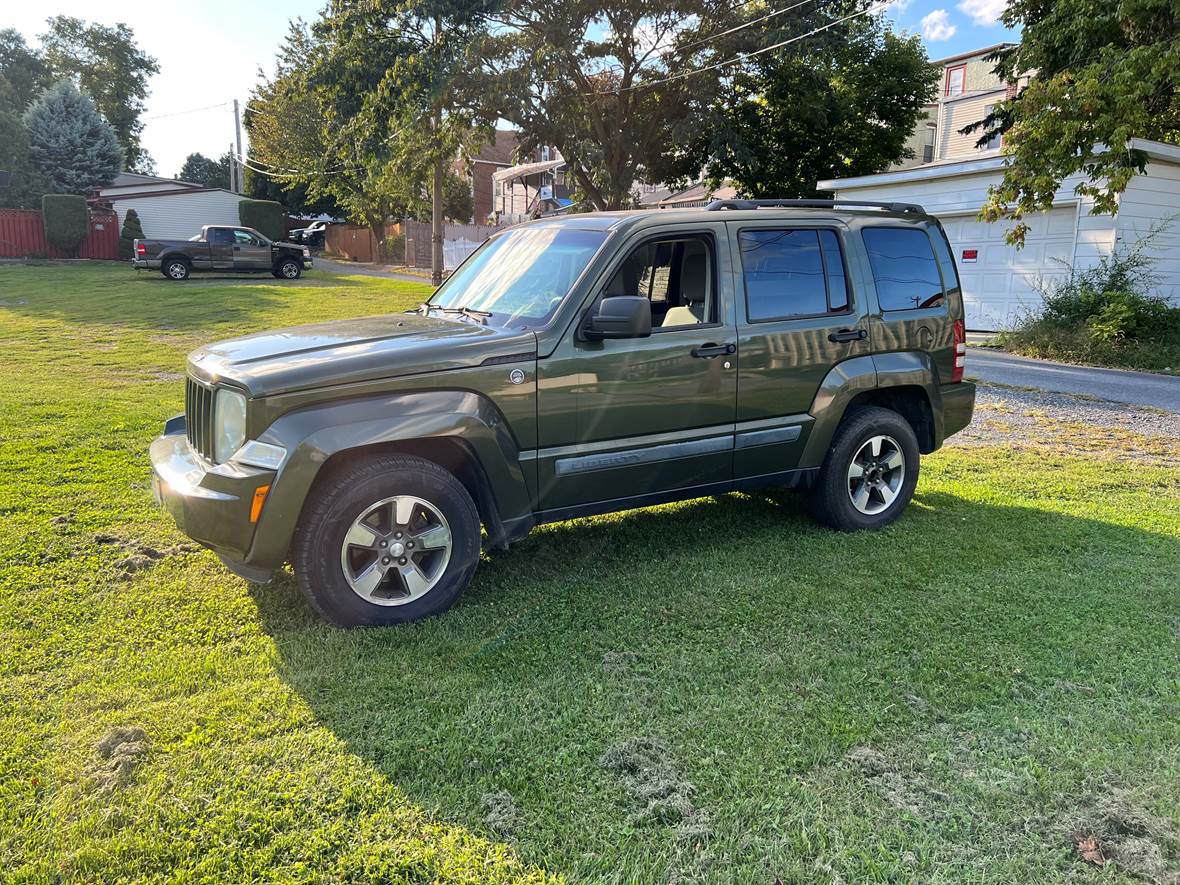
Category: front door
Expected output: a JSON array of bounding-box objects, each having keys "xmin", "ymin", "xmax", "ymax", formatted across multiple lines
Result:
[
  {"xmin": 727, "ymin": 221, "xmax": 872, "ymax": 478},
  {"xmin": 233, "ymin": 229, "xmax": 272, "ymax": 270},
  {"xmin": 207, "ymin": 227, "xmax": 234, "ymax": 270},
  {"xmin": 536, "ymin": 225, "xmax": 738, "ymax": 513}
]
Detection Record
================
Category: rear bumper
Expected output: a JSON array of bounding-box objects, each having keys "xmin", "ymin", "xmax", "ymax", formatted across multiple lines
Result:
[
  {"xmin": 149, "ymin": 417, "xmax": 277, "ymax": 582},
  {"xmin": 133, "ymin": 259, "xmax": 160, "ymax": 269},
  {"xmin": 940, "ymin": 381, "xmax": 976, "ymax": 441}
]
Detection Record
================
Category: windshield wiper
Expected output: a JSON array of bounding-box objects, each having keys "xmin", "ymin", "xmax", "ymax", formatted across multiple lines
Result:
[{"xmin": 416, "ymin": 302, "xmax": 493, "ymax": 323}]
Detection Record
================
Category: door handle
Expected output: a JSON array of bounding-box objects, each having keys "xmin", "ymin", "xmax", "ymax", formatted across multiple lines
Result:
[
  {"xmin": 828, "ymin": 328, "xmax": 867, "ymax": 343},
  {"xmin": 691, "ymin": 342, "xmax": 736, "ymax": 358}
]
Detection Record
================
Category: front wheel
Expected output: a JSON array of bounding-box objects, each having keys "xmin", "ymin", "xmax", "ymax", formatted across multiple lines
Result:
[
  {"xmin": 808, "ymin": 405, "xmax": 920, "ymax": 531},
  {"xmin": 292, "ymin": 454, "xmax": 481, "ymax": 627},
  {"xmin": 276, "ymin": 257, "xmax": 302, "ymax": 280}
]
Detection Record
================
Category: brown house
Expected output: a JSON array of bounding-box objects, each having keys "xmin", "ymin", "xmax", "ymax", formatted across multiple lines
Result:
[{"xmin": 460, "ymin": 130, "xmax": 520, "ymax": 223}]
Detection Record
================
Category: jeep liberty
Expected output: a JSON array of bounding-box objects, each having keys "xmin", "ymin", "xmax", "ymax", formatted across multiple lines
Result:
[{"xmin": 150, "ymin": 199, "xmax": 975, "ymax": 626}]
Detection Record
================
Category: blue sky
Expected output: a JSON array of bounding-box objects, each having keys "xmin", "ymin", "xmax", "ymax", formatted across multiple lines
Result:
[{"xmin": 8, "ymin": 1, "xmax": 1019, "ymax": 178}]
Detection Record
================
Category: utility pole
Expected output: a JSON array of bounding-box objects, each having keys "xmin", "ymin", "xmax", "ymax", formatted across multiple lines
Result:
[
  {"xmin": 228, "ymin": 143, "xmax": 237, "ymax": 194},
  {"xmin": 430, "ymin": 15, "xmax": 444, "ymax": 287},
  {"xmin": 233, "ymin": 99, "xmax": 244, "ymax": 194}
]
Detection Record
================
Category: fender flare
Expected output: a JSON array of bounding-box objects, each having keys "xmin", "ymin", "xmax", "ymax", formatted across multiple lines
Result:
[
  {"xmin": 799, "ymin": 352, "xmax": 942, "ymax": 467},
  {"xmin": 245, "ymin": 389, "xmax": 533, "ymax": 569}
]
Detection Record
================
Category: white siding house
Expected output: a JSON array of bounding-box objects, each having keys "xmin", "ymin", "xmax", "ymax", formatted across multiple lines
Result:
[
  {"xmin": 818, "ymin": 139, "xmax": 1180, "ymax": 331},
  {"xmin": 94, "ymin": 186, "xmax": 250, "ymax": 241}
]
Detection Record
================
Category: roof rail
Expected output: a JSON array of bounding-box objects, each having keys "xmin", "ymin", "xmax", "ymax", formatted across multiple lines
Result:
[{"xmin": 704, "ymin": 198, "xmax": 925, "ymax": 214}]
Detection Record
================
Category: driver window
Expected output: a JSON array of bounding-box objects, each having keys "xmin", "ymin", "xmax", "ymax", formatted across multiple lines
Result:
[
  {"xmin": 234, "ymin": 230, "xmax": 259, "ymax": 246},
  {"xmin": 602, "ymin": 236, "xmax": 714, "ymax": 329}
]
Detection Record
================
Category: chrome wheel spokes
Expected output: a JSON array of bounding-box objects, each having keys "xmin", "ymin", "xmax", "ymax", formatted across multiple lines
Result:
[
  {"xmin": 339, "ymin": 495, "xmax": 452, "ymax": 605},
  {"xmin": 847, "ymin": 434, "xmax": 906, "ymax": 516}
]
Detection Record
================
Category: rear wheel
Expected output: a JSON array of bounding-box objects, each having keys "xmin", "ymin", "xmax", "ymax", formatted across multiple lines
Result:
[
  {"xmin": 276, "ymin": 257, "xmax": 302, "ymax": 280},
  {"xmin": 161, "ymin": 257, "xmax": 190, "ymax": 280},
  {"xmin": 808, "ymin": 405, "xmax": 920, "ymax": 531},
  {"xmin": 292, "ymin": 454, "xmax": 481, "ymax": 627}
]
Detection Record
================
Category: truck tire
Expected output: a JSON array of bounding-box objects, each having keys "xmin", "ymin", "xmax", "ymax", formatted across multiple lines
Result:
[
  {"xmin": 808, "ymin": 405, "xmax": 920, "ymax": 532},
  {"xmin": 275, "ymin": 257, "xmax": 302, "ymax": 280},
  {"xmin": 161, "ymin": 257, "xmax": 190, "ymax": 280},
  {"xmin": 292, "ymin": 454, "xmax": 481, "ymax": 627}
]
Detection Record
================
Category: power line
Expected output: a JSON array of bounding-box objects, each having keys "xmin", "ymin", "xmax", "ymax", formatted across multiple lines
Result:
[{"xmin": 142, "ymin": 101, "xmax": 232, "ymax": 121}]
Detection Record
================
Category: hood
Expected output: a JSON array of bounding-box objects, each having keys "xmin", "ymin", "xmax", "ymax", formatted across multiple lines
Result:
[{"xmin": 188, "ymin": 312, "xmax": 537, "ymax": 397}]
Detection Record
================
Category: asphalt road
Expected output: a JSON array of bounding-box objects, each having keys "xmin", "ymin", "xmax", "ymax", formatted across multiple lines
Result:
[{"xmin": 966, "ymin": 347, "xmax": 1180, "ymax": 413}]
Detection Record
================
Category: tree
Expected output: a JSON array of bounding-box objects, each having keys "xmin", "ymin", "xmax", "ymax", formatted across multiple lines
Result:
[
  {"xmin": 0, "ymin": 29, "xmax": 51, "ymax": 110},
  {"xmin": 23, "ymin": 81, "xmax": 122, "ymax": 194},
  {"xmin": 974, "ymin": 0, "xmax": 1180, "ymax": 246},
  {"xmin": 177, "ymin": 152, "xmax": 231, "ymax": 188},
  {"xmin": 480, "ymin": 0, "xmax": 721, "ymax": 211},
  {"xmin": 39, "ymin": 16, "xmax": 159, "ymax": 172},
  {"xmin": 666, "ymin": 3, "xmax": 936, "ymax": 198},
  {"xmin": 118, "ymin": 207, "xmax": 144, "ymax": 259}
]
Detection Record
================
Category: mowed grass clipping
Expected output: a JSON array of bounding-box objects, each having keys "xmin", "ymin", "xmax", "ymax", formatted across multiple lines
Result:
[{"xmin": 1, "ymin": 262, "xmax": 1179, "ymax": 883}]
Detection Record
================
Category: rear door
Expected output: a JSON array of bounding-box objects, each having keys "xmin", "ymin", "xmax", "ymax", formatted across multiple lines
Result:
[
  {"xmin": 233, "ymin": 229, "xmax": 272, "ymax": 270},
  {"xmin": 206, "ymin": 227, "xmax": 235, "ymax": 269},
  {"xmin": 727, "ymin": 220, "xmax": 872, "ymax": 479}
]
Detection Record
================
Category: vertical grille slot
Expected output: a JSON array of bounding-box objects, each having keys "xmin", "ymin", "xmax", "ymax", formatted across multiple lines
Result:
[{"xmin": 185, "ymin": 377, "xmax": 216, "ymax": 461}]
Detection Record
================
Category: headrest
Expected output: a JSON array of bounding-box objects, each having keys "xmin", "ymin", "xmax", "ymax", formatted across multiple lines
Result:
[{"xmin": 681, "ymin": 252, "xmax": 707, "ymax": 306}]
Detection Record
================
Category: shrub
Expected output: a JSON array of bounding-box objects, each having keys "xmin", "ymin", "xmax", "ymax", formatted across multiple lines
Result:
[
  {"xmin": 118, "ymin": 209, "xmax": 144, "ymax": 260},
  {"xmin": 997, "ymin": 225, "xmax": 1180, "ymax": 372},
  {"xmin": 41, "ymin": 194, "xmax": 88, "ymax": 256},
  {"xmin": 238, "ymin": 199, "xmax": 285, "ymax": 242}
]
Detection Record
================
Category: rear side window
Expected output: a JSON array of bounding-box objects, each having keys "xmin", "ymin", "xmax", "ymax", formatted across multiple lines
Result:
[
  {"xmin": 208, "ymin": 228, "xmax": 233, "ymax": 246},
  {"xmin": 862, "ymin": 227, "xmax": 945, "ymax": 311},
  {"xmin": 739, "ymin": 228, "xmax": 851, "ymax": 321}
]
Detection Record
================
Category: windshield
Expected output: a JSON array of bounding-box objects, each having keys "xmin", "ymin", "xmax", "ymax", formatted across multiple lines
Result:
[{"xmin": 429, "ymin": 226, "xmax": 606, "ymax": 326}]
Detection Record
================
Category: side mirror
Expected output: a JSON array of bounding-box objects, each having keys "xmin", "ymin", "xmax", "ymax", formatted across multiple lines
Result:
[{"xmin": 584, "ymin": 296, "xmax": 652, "ymax": 340}]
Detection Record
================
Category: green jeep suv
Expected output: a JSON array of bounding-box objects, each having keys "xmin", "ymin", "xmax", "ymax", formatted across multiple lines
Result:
[{"xmin": 150, "ymin": 199, "xmax": 975, "ymax": 626}]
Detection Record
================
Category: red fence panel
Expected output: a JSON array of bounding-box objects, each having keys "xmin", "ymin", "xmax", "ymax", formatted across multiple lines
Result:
[{"xmin": 0, "ymin": 208, "xmax": 120, "ymax": 260}]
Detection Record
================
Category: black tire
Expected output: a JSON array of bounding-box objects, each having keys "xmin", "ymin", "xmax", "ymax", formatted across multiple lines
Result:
[
  {"xmin": 275, "ymin": 257, "xmax": 302, "ymax": 280},
  {"xmin": 808, "ymin": 405, "xmax": 920, "ymax": 532},
  {"xmin": 292, "ymin": 454, "xmax": 481, "ymax": 627},
  {"xmin": 161, "ymin": 257, "xmax": 190, "ymax": 280}
]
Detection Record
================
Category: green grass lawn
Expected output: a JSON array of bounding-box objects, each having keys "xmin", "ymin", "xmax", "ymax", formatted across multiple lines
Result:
[{"xmin": 2, "ymin": 262, "xmax": 1178, "ymax": 883}]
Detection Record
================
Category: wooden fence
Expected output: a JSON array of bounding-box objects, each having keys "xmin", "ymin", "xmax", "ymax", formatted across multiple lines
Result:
[
  {"xmin": 322, "ymin": 221, "xmax": 404, "ymax": 264},
  {"xmin": 404, "ymin": 220, "xmax": 496, "ymax": 270},
  {"xmin": 0, "ymin": 208, "xmax": 120, "ymax": 259}
]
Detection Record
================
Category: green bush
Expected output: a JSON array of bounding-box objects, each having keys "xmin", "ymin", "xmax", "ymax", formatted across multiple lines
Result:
[
  {"xmin": 238, "ymin": 199, "xmax": 285, "ymax": 242},
  {"xmin": 118, "ymin": 209, "xmax": 144, "ymax": 260},
  {"xmin": 41, "ymin": 194, "xmax": 88, "ymax": 256},
  {"xmin": 996, "ymin": 228, "xmax": 1180, "ymax": 373}
]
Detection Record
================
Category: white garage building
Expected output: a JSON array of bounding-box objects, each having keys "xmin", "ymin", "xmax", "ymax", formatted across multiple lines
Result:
[
  {"xmin": 817, "ymin": 138, "xmax": 1180, "ymax": 331},
  {"xmin": 93, "ymin": 172, "xmax": 249, "ymax": 241}
]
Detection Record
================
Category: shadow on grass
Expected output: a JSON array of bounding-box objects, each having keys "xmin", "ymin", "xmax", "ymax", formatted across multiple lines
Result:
[{"xmin": 251, "ymin": 486, "xmax": 1180, "ymax": 879}]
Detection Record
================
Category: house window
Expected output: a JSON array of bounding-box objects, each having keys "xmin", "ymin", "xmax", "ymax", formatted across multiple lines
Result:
[
  {"xmin": 923, "ymin": 123, "xmax": 936, "ymax": 164},
  {"xmin": 982, "ymin": 104, "xmax": 1002, "ymax": 150},
  {"xmin": 738, "ymin": 229, "xmax": 851, "ymax": 321},
  {"xmin": 541, "ymin": 146, "xmax": 550, "ymax": 161},
  {"xmin": 945, "ymin": 64, "xmax": 966, "ymax": 97}
]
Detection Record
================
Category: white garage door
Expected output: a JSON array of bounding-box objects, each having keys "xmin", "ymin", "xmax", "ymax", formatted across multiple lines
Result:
[{"xmin": 938, "ymin": 206, "xmax": 1077, "ymax": 331}]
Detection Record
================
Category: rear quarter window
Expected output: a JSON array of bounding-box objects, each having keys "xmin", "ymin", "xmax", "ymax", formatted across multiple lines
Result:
[{"xmin": 862, "ymin": 227, "xmax": 945, "ymax": 311}]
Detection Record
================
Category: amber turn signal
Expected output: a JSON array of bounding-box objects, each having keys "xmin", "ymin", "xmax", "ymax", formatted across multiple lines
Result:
[{"xmin": 250, "ymin": 485, "xmax": 270, "ymax": 523}]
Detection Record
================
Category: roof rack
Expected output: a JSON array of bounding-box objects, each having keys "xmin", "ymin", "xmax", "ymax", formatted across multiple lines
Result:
[{"xmin": 704, "ymin": 198, "xmax": 925, "ymax": 214}]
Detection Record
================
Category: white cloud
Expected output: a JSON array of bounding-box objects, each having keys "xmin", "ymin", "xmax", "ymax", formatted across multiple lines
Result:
[
  {"xmin": 921, "ymin": 9, "xmax": 957, "ymax": 41},
  {"xmin": 958, "ymin": 0, "xmax": 1007, "ymax": 26},
  {"xmin": 870, "ymin": 0, "xmax": 912, "ymax": 16}
]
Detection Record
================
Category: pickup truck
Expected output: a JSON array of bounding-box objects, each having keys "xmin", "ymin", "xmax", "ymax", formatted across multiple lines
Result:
[{"xmin": 133, "ymin": 225, "xmax": 312, "ymax": 281}]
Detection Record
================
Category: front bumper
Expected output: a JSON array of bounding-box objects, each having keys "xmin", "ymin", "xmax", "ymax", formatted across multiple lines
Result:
[
  {"xmin": 303, "ymin": 257, "xmax": 313, "ymax": 269},
  {"xmin": 149, "ymin": 416, "xmax": 277, "ymax": 582}
]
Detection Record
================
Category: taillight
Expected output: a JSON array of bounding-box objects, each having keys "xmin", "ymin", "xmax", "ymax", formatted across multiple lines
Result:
[
  {"xmin": 135, "ymin": 242, "xmax": 146, "ymax": 255},
  {"xmin": 952, "ymin": 319, "xmax": 966, "ymax": 383}
]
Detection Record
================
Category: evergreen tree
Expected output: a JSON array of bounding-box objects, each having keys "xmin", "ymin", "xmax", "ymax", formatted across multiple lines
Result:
[
  {"xmin": 23, "ymin": 81, "xmax": 122, "ymax": 193},
  {"xmin": 118, "ymin": 207, "xmax": 143, "ymax": 259}
]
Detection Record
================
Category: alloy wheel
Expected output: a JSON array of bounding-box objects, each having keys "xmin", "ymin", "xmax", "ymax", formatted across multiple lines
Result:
[
  {"xmin": 339, "ymin": 495, "xmax": 452, "ymax": 605},
  {"xmin": 847, "ymin": 434, "xmax": 906, "ymax": 515}
]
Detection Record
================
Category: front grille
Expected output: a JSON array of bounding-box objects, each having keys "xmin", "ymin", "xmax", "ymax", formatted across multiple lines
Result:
[{"xmin": 185, "ymin": 376, "xmax": 217, "ymax": 461}]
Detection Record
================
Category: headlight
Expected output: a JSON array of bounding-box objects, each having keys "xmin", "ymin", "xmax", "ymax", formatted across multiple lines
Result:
[
  {"xmin": 302, "ymin": 246, "xmax": 310, "ymax": 256},
  {"xmin": 213, "ymin": 389, "xmax": 247, "ymax": 463}
]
